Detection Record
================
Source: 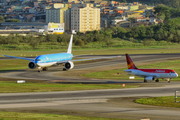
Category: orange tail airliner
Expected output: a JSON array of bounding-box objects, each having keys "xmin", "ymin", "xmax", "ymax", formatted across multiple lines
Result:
[{"xmin": 125, "ymin": 54, "xmax": 178, "ymax": 83}]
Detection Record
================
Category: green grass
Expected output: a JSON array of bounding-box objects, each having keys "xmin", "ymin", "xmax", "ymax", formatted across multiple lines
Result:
[
  {"xmin": 82, "ymin": 59, "xmax": 180, "ymax": 81},
  {"xmin": 0, "ymin": 111, "xmax": 125, "ymax": 120},
  {"xmin": 0, "ymin": 81, "xmax": 139, "ymax": 93},
  {"xmin": 135, "ymin": 96, "xmax": 180, "ymax": 108},
  {"xmin": 0, "ymin": 60, "xmax": 27, "ymax": 71},
  {"xmin": 2, "ymin": 46, "xmax": 180, "ymax": 57}
]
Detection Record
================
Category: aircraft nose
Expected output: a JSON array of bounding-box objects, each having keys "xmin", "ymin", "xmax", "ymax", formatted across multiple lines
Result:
[{"xmin": 176, "ymin": 73, "xmax": 178, "ymax": 77}]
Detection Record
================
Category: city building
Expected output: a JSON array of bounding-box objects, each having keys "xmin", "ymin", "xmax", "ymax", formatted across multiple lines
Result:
[
  {"xmin": 46, "ymin": 3, "xmax": 70, "ymax": 31},
  {"xmin": 111, "ymin": 16, "xmax": 126, "ymax": 25},
  {"xmin": 71, "ymin": 3, "xmax": 100, "ymax": 32}
]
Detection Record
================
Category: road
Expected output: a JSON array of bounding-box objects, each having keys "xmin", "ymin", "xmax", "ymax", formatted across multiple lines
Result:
[{"xmin": 1, "ymin": 53, "xmax": 180, "ymax": 120}]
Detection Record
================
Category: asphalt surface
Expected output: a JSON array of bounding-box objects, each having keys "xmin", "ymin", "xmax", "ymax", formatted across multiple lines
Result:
[{"xmin": 1, "ymin": 53, "xmax": 180, "ymax": 120}]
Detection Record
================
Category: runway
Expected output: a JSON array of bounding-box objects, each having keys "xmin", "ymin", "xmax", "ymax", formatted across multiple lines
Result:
[
  {"xmin": 1, "ymin": 53, "xmax": 180, "ymax": 120},
  {"xmin": 1, "ymin": 53, "xmax": 180, "ymax": 82}
]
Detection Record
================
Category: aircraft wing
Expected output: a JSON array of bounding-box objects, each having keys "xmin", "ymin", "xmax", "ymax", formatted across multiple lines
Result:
[
  {"xmin": 71, "ymin": 56, "xmax": 120, "ymax": 62},
  {"xmin": 73, "ymin": 54, "xmax": 92, "ymax": 57},
  {"xmin": 56, "ymin": 56, "xmax": 120, "ymax": 64},
  {"xmin": 3, "ymin": 55, "xmax": 35, "ymax": 61}
]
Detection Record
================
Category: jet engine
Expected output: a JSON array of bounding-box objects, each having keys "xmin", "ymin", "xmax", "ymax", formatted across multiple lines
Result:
[
  {"xmin": 144, "ymin": 76, "xmax": 155, "ymax": 81},
  {"xmin": 28, "ymin": 62, "xmax": 36, "ymax": 69},
  {"xmin": 64, "ymin": 61, "xmax": 74, "ymax": 70}
]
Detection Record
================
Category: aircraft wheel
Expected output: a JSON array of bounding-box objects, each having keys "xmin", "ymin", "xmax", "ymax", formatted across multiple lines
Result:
[
  {"xmin": 167, "ymin": 78, "xmax": 171, "ymax": 83},
  {"xmin": 38, "ymin": 70, "xmax": 41, "ymax": 73},
  {"xmin": 42, "ymin": 67, "xmax": 48, "ymax": 71},
  {"xmin": 63, "ymin": 68, "xmax": 67, "ymax": 71},
  {"xmin": 144, "ymin": 80, "xmax": 147, "ymax": 83},
  {"xmin": 155, "ymin": 79, "xmax": 159, "ymax": 82}
]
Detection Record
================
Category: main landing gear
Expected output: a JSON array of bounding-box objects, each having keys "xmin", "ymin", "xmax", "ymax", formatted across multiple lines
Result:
[
  {"xmin": 42, "ymin": 67, "xmax": 48, "ymax": 71},
  {"xmin": 144, "ymin": 79, "xmax": 147, "ymax": 83},
  {"xmin": 37, "ymin": 67, "xmax": 48, "ymax": 72},
  {"xmin": 155, "ymin": 79, "xmax": 159, "ymax": 82}
]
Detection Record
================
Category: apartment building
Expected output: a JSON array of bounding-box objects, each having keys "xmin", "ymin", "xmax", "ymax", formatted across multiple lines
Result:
[
  {"xmin": 71, "ymin": 4, "xmax": 100, "ymax": 33},
  {"xmin": 46, "ymin": 4, "xmax": 71, "ymax": 31}
]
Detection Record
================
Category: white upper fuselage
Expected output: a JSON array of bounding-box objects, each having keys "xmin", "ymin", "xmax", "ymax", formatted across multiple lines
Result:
[{"xmin": 125, "ymin": 69, "xmax": 178, "ymax": 79}]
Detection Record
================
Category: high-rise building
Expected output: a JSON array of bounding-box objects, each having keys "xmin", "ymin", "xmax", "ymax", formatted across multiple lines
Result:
[
  {"xmin": 71, "ymin": 4, "xmax": 100, "ymax": 32},
  {"xmin": 46, "ymin": 4, "xmax": 70, "ymax": 31}
]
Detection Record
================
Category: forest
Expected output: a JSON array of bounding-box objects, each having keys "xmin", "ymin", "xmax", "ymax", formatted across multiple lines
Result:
[{"xmin": 120, "ymin": 0, "xmax": 180, "ymax": 8}]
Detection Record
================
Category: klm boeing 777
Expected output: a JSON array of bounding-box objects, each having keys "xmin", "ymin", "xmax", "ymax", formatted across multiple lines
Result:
[{"xmin": 3, "ymin": 33, "xmax": 119, "ymax": 72}]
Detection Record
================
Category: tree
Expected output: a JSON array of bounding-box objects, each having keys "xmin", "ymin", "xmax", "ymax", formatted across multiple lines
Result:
[
  {"xmin": 0, "ymin": 15, "xmax": 4, "ymax": 23},
  {"xmin": 146, "ymin": 11, "xmax": 150, "ymax": 17},
  {"xmin": 29, "ymin": 39, "xmax": 39, "ymax": 49},
  {"xmin": 122, "ymin": 0, "xmax": 127, "ymax": 3},
  {"xmin": 128, "ymin": 17, "xmax": 135, "ymax": 23},
  {"xmin": 75, "ymin": 39, "xmax": 84, "ymax": 46},
  {"xmin": 6, "ymin": 19, "xmax": 20, "ymax": 22},
  {"xmin": 157, "ymin": 13, "xmax": 165, "ymax": 21}
]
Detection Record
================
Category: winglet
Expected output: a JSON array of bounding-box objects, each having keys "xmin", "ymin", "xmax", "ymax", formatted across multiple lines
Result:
[
  {"xmin": 67, "ymin": 34, "xmax": 73, "ymax": 54},
  {"xmin": 125, "ymin": 54, "xmax": 138, "ymax": 69}
]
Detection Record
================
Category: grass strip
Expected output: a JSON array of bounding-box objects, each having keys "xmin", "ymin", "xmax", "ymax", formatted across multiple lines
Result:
[
  {"xmin": 135, "ymin": 96, "xmax": 180, "ymax": 108},
  {"xmin": 0, "ymin": 81, "xmax": 139, "ymax": 93},
  {"xmin": 2, "ymin": 47, "xmax": 180, "ymax": 57},
  {"xmin": 82, "ymin": 59, "xmax": 180, "ymax": 81},
  {"xmin": 0, "ymin": 60, "xmax": 27, "ymax": 71},
  {"xmin": 0, "ymin": 111, "xmax": 126, "ymax": 120}
]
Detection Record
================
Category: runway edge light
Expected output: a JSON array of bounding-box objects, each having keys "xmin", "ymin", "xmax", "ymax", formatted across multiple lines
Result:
[
  {"xmin": 17, "ymin": 80, "xmax": 25, "ymax": 83},
  {"xmin": 129, "ymin": 76, "xmax": 135, "ymax": 79}
]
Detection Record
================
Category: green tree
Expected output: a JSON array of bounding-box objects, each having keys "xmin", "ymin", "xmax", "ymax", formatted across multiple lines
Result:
[
  {"xmin": 0, "ymin": 15, "xmax": 4, "ymax": 23},
  {"xmin": 128, "ymin": 17, "xmax": 135, "ymax": 23},
  {"xmin": 146, "ymin": 11, "xmax": 150, "ymax": 17},
  {"xmin": 75, "ymin": 39, "xmax": 84, "ymax": 46},
  {"xmin": 6, "ymin": 19, "xmax": 20, "ymax": 22},
  {"xmin": 122, "ymin": 0, "xmax": 127, "ymax": 3},
  {"xmin": 29, "ymin": 39, "xmax": 39, "ymax": 49}
]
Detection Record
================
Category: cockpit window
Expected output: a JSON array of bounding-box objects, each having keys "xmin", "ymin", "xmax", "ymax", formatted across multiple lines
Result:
[
  {"xmin": 170, "ymin": 71, "xmax": 175, "ymax": 73},
  {"xmin": 37, "ymin": 59, "xmax": 41, "ymax": 61}
]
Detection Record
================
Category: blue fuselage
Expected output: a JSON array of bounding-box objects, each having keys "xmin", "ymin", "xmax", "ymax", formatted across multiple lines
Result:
[{"xmin": 34, "ymin": 53, "xmax": 73, "ymax": 67}]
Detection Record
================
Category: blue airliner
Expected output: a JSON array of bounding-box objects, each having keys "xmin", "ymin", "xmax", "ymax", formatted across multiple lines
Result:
[{"xmin": 3, "ymin": 33, "xmax": 119, "ymax": 72}]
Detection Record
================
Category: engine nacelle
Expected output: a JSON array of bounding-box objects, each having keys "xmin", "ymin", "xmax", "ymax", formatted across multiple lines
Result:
[
  {"xmin": 28, "ymin": 62, "xmax": 36, "ymax": 69},
  {"xmin": 64, "ymin": 61, "xmax": 74, "ymax": 70},
  {"xmin": 144, "ymin": 76, "xmax": 155, "ymax": 81}
]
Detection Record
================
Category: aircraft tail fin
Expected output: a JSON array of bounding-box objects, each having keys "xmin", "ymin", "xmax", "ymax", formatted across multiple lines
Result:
[
  {"xmin": 67, "ymin": 34, "xmax": 73, "ymax": 54},
  {"xmin": 125, "ymin": 54, "xmax": 138, "ymax": 69}
]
